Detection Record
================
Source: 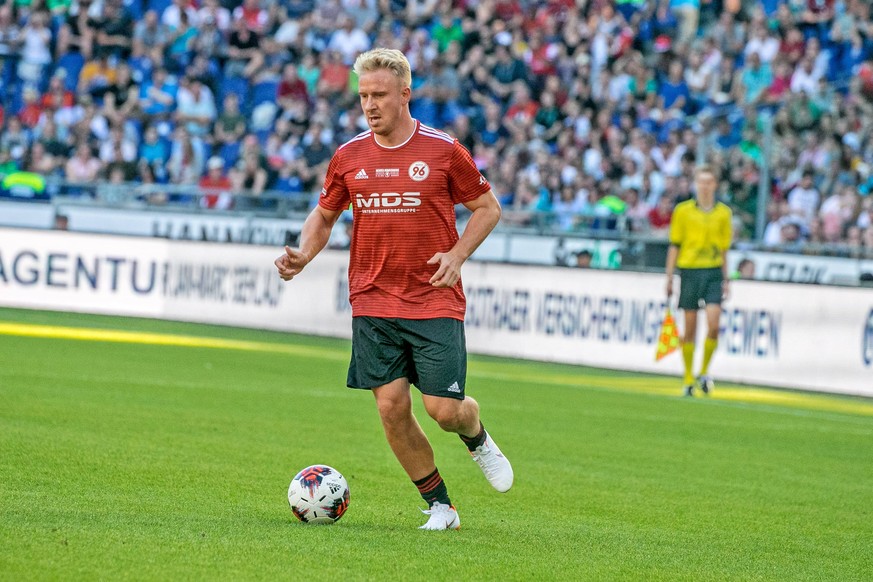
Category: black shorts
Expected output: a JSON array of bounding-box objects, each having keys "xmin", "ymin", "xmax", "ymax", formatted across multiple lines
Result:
[
  {"xmin": 347, "ymin": 316, "xmax": 467, "ymax": 400},
  {"xmin": 678, "ymin": 267, "xmax": 724, "ymax": 310}
]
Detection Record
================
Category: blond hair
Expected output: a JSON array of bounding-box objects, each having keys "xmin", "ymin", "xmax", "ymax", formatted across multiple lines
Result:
[{"xmin": 353, "ymin": 48, "xmax": 412, "ymax": 89}]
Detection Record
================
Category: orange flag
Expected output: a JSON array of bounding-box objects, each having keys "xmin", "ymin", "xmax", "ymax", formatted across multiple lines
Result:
[{"xmin": 655, "ymin": 308, "xmax": 681, "ymax": 361}]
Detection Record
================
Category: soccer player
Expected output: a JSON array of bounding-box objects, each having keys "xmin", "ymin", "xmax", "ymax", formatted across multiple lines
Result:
[
  {"xmin": 274, "ymin": 48, "xmax": 513, "ymax": 530},
  {"xmin": 664, "ymin": 164, "xmax": 733, "ymax": 397}
]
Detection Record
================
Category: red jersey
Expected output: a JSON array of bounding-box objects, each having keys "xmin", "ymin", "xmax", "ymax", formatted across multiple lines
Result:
[{"xmin": 319, "ymin": 121, "xmax": 491, "ymax": 321}]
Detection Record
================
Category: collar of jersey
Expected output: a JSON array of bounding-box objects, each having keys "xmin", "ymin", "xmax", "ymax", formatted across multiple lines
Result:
[{"xmin": 373, "ymin": 119, "xmax": 418, "ymax": 150}]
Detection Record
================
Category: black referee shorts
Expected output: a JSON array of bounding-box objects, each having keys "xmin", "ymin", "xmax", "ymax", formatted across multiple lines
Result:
[{"xmin": 678, "ymin": 267, "xmax": 724, "ymax": 310}]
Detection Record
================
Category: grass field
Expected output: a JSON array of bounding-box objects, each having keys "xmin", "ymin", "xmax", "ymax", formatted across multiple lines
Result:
[{"xmin": 1, "ymin": 307, "xmax": 871, "ymax": 580}]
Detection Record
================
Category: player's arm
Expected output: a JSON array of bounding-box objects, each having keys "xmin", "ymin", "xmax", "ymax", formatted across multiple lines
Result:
[
  {"xmin": 719, "ymin": 207, "xmax": 733, "ymax": 298},
  {"xmin": 665, "ymin": 244, "xmax": 679, "ymax": 298},
  {"xmin": 275, "ymin": 205, "xmax": 344, "ymax": 281},
  {"xmin": 665, "ymin": 206, "xmax": 683, "ymax": 298},
  {"xmin": 428, "ymin": 190, "xmax": 501, "ymax": 288}
]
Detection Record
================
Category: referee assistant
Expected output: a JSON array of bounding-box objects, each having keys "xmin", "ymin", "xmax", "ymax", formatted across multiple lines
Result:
[{"xmin": 665, "ymin": 164, "xmax": 733, "ymax": 396}]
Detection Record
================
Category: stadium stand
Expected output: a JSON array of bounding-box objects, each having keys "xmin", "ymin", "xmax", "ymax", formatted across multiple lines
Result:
[{"xmin": 0, "ymin": 0, "xmax": 872, "ymax": 258}]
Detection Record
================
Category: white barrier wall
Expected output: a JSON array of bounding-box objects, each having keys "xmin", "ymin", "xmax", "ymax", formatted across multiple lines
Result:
[{"xmin": 1, "ymin": 228, "xmax": 871, "ymax": 397}]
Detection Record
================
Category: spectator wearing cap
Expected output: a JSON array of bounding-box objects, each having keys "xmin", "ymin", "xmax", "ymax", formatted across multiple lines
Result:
[{"xmin": 200, "ymin": 156, "xmax": 233, "ymax": 209}]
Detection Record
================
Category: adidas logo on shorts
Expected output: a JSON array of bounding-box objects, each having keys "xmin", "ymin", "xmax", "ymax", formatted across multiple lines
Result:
[{"xmin": 447, "ymin": 381, "xmax": 461, "ymax": 393}]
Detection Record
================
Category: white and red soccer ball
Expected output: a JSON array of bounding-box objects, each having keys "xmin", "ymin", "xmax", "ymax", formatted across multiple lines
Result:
[{"xmin": 287, "ymin": 465, "xmax": 350, "ymax": 524}]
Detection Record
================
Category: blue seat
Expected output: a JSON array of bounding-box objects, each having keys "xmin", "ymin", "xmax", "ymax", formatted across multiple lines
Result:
[
  {"xmin": 220, "ymin": 76, "xmax": 250, "ymax": 112},
  {"xmin": 55, "ymin": 52, "xmax": 85, "ymax": 92},
  {"xmin": 147, "ymin": 0, "xmax": 172, "ymax": 15},
  {"xmin": 251, "ymin": 80, "xmax": 278, "ymax": 107},
  {"xmin": 219, "ymin": 142, "xmax": 241, "ymax": 168},
  {"xmin": 124, "ymin": 0, "xmax": 144, "ymax": 21}
]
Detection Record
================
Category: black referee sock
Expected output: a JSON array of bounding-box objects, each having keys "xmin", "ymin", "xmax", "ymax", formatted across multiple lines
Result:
[
  {"xmin": 460, "ymin": 421, "xmax": 487, "ymax": 452},
  {"xmin": 413, "ymin": 468, "xmax": 451, "ymax": 507}
]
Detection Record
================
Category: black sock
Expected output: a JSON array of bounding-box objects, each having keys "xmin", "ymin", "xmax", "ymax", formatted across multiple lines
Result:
[
  {"xmin": 413, "ymin": 468, "xmax": 451, "ymax": 507},
  {"xmin": 459, "ymin": 421, "xmax": 487, "ymax": 452}
]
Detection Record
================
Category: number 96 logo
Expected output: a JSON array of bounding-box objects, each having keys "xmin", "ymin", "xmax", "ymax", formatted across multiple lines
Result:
[{"xmin": 409, "ymin": 161, "xmax": 430, "ymax": 182}]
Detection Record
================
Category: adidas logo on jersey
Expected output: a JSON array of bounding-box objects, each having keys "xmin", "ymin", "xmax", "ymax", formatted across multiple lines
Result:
[{"xmin": 354, "ymin": 169, "xmax": 369, "ymax": 180}]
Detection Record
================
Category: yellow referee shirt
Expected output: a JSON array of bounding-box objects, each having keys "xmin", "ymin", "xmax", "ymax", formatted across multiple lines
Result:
[{"xmin": 668, "ymin": 199, "xmax": 733, "ymax": 269}]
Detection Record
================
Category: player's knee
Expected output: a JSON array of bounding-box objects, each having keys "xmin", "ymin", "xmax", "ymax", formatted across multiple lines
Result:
[
  {"xmin": 428, "ymin": 404, "xmax": 464, "ymax": 432},
  {"xmin": 375, "ymin": 395, "xmax": 411, "ymax": 427}
]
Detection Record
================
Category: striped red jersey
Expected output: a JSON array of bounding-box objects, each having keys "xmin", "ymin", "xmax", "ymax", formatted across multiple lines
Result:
[{"xmin": 319, "ymin": 120, "xmax": 491, "ymax": 320}]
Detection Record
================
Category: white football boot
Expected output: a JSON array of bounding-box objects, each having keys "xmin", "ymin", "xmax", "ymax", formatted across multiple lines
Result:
[
  {"xmin": 419, "ymin": 502, "xmax": 461, "ymax": 530},
  {"xmin": 470, "ymin": 432, "xmax": 514, "ymax": 492}
]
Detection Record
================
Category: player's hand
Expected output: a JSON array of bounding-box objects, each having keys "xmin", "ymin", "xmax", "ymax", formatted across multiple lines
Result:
[
  {"xmin": 427, "ymin": 251, "xmax": 464, "ymax": 288},
  {"xmin": 666, "ymin": 277, "xmax": 674, "ymax": 298},
  {"xmin": 722, "ymin": 279, "xmax": 730, "ymax": 300},
  {"xmin": 275, "ymin": 246, "xmax": 309, "ymax": 281}
]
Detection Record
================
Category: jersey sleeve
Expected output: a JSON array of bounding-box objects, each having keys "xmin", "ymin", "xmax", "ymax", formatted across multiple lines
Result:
[
  {"xmin": 317, "ymin": 153, "xmax": 350, "ymax": 211},
  {"xmin": 717, "ymin": 205, "xmax": 733, "ymax": 251},
  {"xmin": 447, "ymin": 141, "xmax": 491, "ymax": 205}
]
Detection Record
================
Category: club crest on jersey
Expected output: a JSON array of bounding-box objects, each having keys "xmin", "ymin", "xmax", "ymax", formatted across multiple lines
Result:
[{"xmin": 408, "ymin": 161, "xmax": 430, "ymax": 182}]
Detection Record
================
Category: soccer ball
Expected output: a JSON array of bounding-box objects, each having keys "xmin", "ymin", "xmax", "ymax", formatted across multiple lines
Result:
[{"xmin": 287, "ymin": 465, "xmax": 350, "ymax": 524}]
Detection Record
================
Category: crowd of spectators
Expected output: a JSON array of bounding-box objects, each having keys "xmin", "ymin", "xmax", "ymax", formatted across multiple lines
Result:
[{"xmin": 0, "ymin": 0, "xmax": 872, "ymax": 256}]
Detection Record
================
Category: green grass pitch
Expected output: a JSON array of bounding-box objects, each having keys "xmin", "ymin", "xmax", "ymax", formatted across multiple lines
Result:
[{"xmin": 1, "ymin": 307, "xmax": 871, "ymax": 580}]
